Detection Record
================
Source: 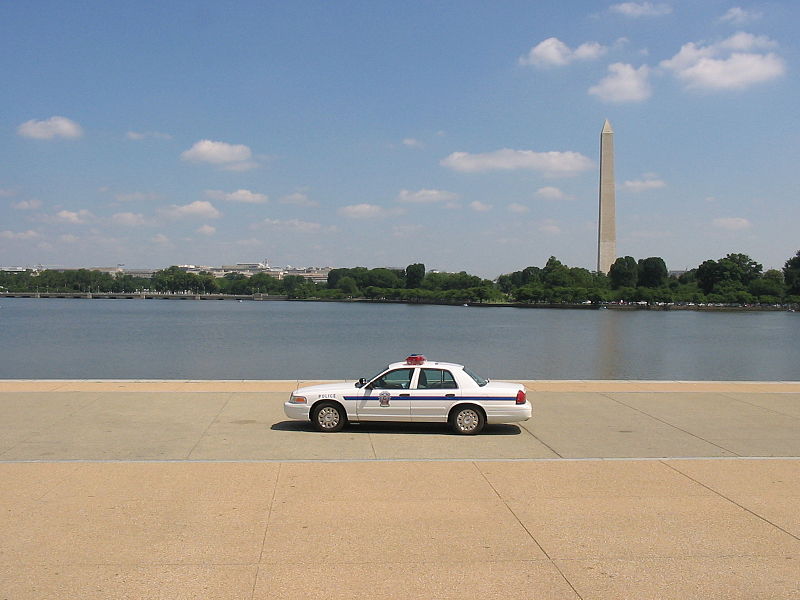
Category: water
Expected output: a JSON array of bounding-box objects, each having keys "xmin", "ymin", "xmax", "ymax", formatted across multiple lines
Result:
[{"xmin": 1, "ymin": 298, "xmax": 798, "ymax": 380}]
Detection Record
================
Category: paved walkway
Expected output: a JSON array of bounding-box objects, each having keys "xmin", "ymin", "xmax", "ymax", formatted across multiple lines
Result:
[{"xmin": 1, "ymin": 381, "xmax": 798, "ymax": 599}]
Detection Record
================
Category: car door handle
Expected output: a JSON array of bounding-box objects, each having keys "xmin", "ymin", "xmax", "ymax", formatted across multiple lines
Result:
[
  {"xmin": 445, "ymin": 393, "xmax": 455, "ymax": 397},
  {"xmin": 399, "ymin": 393, "xmax": 410, "ymax": 397}
]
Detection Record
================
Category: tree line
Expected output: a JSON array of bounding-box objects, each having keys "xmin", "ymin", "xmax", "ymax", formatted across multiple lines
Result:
[{"xmin": 2, "ymin": 250, "xmax": 799, "ymax": 305}]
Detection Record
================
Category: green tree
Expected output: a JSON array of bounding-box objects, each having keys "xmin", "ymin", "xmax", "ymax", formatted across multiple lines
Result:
[
  {"xmin": 637, "ymin": 257, "xmax": 668, "ymax": 288},
  {"xmin": 405, "ymin": 263, "xmax": 425, "ymax": 288},
  {"xmin": 783, "ymin": 250, "xmax": 800, "ymax": 295},
  {"xmin": 608, "ymin": 256, "xmax": 638, "ymax": 289},
  {"xmin": 337, "ymin": 276, "xmax": 359, "ymax": 296}
]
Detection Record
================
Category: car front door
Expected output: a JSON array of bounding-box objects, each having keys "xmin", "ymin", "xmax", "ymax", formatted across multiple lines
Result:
[
  {"xmin": 409, "ymin": 368, "xmax": 461, "ymax": 422},
  {"xmin": 353, "ymin": 368, "xmax": 414, "ymax": 421}
]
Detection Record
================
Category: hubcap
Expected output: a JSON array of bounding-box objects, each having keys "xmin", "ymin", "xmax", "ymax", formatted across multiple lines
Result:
[
  {"xmin": 456, "ymin": 409, "xmax": 479, "ymax": 432},
  {"xmin": 318, "ymin": 407, "xmax": 340, "ymax": 429}
]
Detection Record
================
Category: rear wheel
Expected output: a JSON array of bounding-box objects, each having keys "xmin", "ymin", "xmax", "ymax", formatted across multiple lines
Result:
[
  {"xmin": 449, "ymin": 405, "xmax": 485, "ymax": 435},
  {"xmin": 312, "ymin": 402, "xmax": 346, "ymax": 432}
]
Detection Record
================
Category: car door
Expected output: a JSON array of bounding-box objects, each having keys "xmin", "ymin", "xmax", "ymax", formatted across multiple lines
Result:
[
  {"xmin": 353, "ymin": 367, "xmax": 414, "ymax": 421},
  {"xmin": 409, "ymin": 368, "xmax": 461, "ymax": 422}
]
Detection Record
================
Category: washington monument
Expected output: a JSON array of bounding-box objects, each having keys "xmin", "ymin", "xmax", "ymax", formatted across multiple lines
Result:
[{"xmin": 597, "ymin": 119, "xmax": 616, "ymax": 274}]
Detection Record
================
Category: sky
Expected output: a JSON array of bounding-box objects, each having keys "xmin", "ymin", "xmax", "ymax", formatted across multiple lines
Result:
[{"xmin": 1, "ymin": 0, "xmax": 798, "ymax": 278}]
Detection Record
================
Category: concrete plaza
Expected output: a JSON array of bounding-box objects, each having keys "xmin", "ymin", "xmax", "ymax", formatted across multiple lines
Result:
[{"xmin": 1, "ymin": 380, "xmax": 798, "ymax": 598}]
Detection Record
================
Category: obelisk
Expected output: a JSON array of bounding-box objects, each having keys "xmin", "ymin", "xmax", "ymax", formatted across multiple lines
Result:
[{"xmin": 597, "ymin": 119, "xmax": 616, "ymax": 274}]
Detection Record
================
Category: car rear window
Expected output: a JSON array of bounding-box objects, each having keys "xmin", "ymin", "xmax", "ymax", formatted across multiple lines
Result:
[{"xmin": 463, "ymin": 367, "xmax": 488, "ymax": 387}]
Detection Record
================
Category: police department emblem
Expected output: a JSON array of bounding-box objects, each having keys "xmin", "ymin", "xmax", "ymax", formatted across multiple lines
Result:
[{"xmin": 378, "ymin": 391, "xmax": 391, "ymax": 407}]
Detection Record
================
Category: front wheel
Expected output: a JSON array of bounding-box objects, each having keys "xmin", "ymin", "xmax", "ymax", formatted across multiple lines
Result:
[
  {"xmin": 449, "ymin": 405, "xmax": 485, "ymax": 435},
  {"xmin": 312, "ymin": 402, "xmax": 346, "ymax": 432}
]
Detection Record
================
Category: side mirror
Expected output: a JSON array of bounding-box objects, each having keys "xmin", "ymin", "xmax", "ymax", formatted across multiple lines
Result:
[{"xmin": 355, "ymin": 377, "xmax": 367, "ymax": 388}]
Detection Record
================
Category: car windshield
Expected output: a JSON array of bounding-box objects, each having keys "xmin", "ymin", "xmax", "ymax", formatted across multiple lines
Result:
[
  {"xmin": 463, "ymin": 366, "xmax": 488, "ymax": 387},
  {"xmin": 363, "ymin": 365, "xmax": 391, "ymax": 385}
]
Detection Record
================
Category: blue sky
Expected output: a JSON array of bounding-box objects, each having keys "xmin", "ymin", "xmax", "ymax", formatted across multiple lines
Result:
[{"xmin": 1, "ymin": 0, "xmax": 797, "ymax": 277}]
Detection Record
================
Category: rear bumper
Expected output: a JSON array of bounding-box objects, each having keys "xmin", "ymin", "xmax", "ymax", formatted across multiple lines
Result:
[{"xmin": 484, "ymin": 401, "xmax": 532, "ymax": 424}]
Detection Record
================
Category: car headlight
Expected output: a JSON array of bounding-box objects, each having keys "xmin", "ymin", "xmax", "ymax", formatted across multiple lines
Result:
[{"xmin": 289, "ymin": 395, "xmax": 307, "ymax": 404}]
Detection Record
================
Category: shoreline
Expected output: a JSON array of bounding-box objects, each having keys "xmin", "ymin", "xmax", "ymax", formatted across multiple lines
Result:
[{"xmin": 1, "ymin": 292, "xmax": 795, "ymax": 312}]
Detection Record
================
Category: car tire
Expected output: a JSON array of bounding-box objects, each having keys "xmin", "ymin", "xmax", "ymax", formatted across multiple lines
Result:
[
  {"xmin": 449, "ymin": 405, "xmax": 485, "ymax": 435},
  {"xmin": 312, "ymin": 401, "xmax": 346, "ymax": 432}
]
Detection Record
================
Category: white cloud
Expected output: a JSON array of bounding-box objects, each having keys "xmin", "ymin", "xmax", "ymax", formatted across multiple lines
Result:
[
  {"xmin": 621, "ymin": 174, "xmax": 666, "ymax": 192},
  {"xmin": 536, "ymin": 186, "xmax": 567, "ymax": 200},
  {"xmin": 181, "ymin": 140, "xmax": 257, "ymax": 171},
  {"xmin": 54, "ymin": 209, "xmax": 94, "ymax": 224},
  {"xmin": 262, "ymin": 218, "xmax": 324, "ymax": 233},
  {"xmin": 469, "ymin": 201, "xmax": 492, "ymax": 212},
  {"xmin": 0, "ymin": 188, "xmax": 18, "ymax": 198},
  {"xmin": 589, "ymin": 63, "xmax": 652, "ymax": 102},
  {"xmin": 280, "ymin": 192, "xmax": 319, "ymax": 207},
  {"xmin": 402, "ymin": 138, "xmax": 423, "ymax": 148},
  {"xmin": 11, "ymin": 198, "xmax": 42, "ymax": 210},
  {"xmin": 196, "ymin": 225, "xmax": 216, "ymax": 236},
  {"xmin": 0, "ymin": 229, "xmax": 39, "ymax": 240},
  {"xmin": 206, "ymin": 189, "xmax": 268, "ymax": 204},
  {"xmin": 111, "ymin": 212, "xmax": 147, "ymax": 226},
  {"xmin": 507, "ymin": 203, "xmax": 529, "ymax": 214},
  {"xmin": 719, "ymin": 7, "xmax": 762, "ymax": 25},
  {"xmin": 59, "ymin": 234, "xmax": 79, "ymax": 243},
  {"xmin": 126, "ymin": 130, "xmax": 172, "ymax": 141},
  {"xmin": 660, "ymin": 33, "xmax": 784, "ymax": 90},
  {"xmin": 713, "ymin": 217, "xmax": 751, "ymax": 231},
  {"xmin": 538, "ymin": 219, "xmax": 562, "ymax": 235},
  {"xmin": 610, "ymin": 2, "xmax": 672, "ymax": 17},
  {"xmin": 114, "ymin": 191, "xmax": 159, "ymax": 203},
  {"xmin": 396, "ymin": 189, "xmax": 458, "ymax": 204},
  {"xmin": 392, "ymin": 224, "xmax": 424, "ymax": 238},
  {"xmin": 158, "ymin": 201, "xmax": 221, "ymax": 220},
  {"xmin": 338, "ymin": 203, "xmax": 389, "ymax": 219},
  {"xmin": 441, "ymin": 149, "xmax": 593, "ymax": 176},
  {"xmin": 519, "ymin": 37, "xmax": 607, "ymax": 67},
  {"xmin": 151, "ymin": 233, "xmax": 170, "ymax": 244},
  {"xmin": 17, "ymin": 116, "xmax": 83, "ymax": 140}
]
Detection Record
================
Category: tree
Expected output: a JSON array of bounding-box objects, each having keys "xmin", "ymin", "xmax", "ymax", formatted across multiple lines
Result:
[
  {"xmin": 405, "ymin": 263, "xmax": 425, "ymax": 289},
  {"xmin": 337, "ymin": 276, "xmax": 359, "ymax": 296},
  {"xmin": 608, "ymin": 256, "xmax": 638, "ymax": 289},
  {"xmin": 637, "ymin": 257, "xmax": 668, "ymax": 288},
  {"xmin": 748, "ymin": 270, "xmax": 785, "ymax": 301},
  {"xmin": 784, "ymin": 250, "xmax": 800, "ymax": 295}
]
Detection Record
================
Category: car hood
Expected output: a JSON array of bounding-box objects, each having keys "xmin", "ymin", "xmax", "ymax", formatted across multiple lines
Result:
[{"xmin": 294, "ymin": 382, "xmax": 357, "ymax": 395}]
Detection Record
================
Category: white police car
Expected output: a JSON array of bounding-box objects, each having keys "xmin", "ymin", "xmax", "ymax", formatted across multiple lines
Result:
[{"xmin": 284, "ymin": 355, "xmax": 531, "ymax": 435}]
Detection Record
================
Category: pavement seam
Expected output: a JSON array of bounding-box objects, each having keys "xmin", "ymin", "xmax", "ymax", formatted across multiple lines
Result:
[
  {"xmin": 600, "ymin": 392, "xmax": 742, "ymax": 457},
  {"xmin": 660, "ymin": 460, "xmax": 800, "ymax": 544},
  {"xmin": 518, "ymin": 423, "xmax": 563, "ymax": 458},
  {"xmin": 718, "ymin": 391, "xmax": 800, "ymax": 421},
  {"xmin": 253, "ymin": 462, "xmax": 282, "ymax": 599},
  {"xmin": 473, "ymin": 462, "xmax": 585, "ymax": 600},
  {"xmin": 185, "ymin": 393, "xmax": 232, "ymax": 460}
]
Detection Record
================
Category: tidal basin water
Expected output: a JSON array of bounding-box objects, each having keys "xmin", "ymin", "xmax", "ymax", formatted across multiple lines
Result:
[{"xmin": 1, "ymin": 298, "xmax": 798, "ymax": 381}]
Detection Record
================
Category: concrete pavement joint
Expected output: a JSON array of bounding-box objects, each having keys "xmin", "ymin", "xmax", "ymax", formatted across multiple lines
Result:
[
  {"xmin": 185, "ymin": 393, "xmax": 232, "ymax": 460},
  {"xmin": 473, "ymin": 461, "xmax": 584, "ymax": 600},
  {"xmin": 661, "ymin": 460, "xmax": 800, "ymax": 544},
  {"xmin": 719, "ymin": 391, "xmax": 800, "ymax": 421},
  {"xmin": 519, "ymin": 422, "xmax": 563, "ymax": 458},
  {"xmin": 599, "ymin": 392, "xmax": 742, "ymax": 457},
  {"xmin": 253, "ymin": 462, "xmax": 282, "ymax": 600}
]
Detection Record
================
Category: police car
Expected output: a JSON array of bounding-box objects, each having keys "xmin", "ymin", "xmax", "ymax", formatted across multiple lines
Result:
[{"xmin": 284, "ymin": 355, "xmax": 531, "ymax": 435}]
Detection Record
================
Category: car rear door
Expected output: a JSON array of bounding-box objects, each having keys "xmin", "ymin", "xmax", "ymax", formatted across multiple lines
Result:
[{"xmin": 409, "ymin": 368, "xmax": 461, "ymax": 422}]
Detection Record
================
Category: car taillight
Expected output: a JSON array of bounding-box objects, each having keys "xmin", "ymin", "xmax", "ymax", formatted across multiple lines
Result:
[{"xmin": 516, "ymin": 390, "xmax": 526, "ymax": 405}]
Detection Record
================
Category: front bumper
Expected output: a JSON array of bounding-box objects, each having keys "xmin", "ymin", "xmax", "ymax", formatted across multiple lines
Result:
[{"xmin": 284, "ymin": 401, "xmax": 311, "ymax": 420}]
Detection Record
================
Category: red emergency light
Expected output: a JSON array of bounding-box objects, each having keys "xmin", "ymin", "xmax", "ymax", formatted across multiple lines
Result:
[{"xmin": 405, "ymin": 354, "xmax": 426, "ymax": 365}]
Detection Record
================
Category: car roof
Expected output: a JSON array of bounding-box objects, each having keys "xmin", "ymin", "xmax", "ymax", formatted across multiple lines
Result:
[{"xmin": 386, "ymin": 360, "xmax": 465, "ymax": 371}]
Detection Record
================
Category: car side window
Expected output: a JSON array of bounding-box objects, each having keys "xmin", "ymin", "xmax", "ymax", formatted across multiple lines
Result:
[
  {"xmin": 371, "ymin": 368, "xmax": 414, "ymax": 390},
  {"xmin": 417, "ymin": 369, "xmax": 458, "ymax": 390}
]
